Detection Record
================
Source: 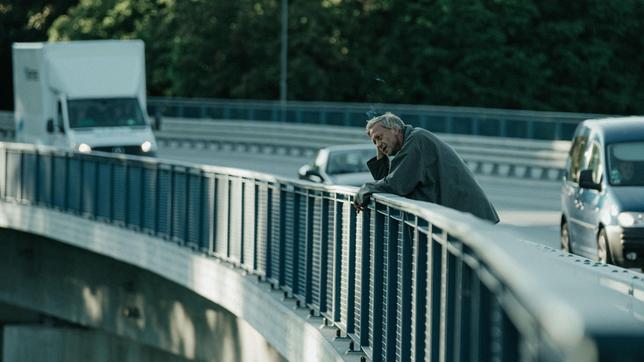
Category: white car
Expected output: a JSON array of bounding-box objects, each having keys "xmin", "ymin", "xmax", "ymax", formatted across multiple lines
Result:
[{"xmin": 298, "ymin": 144, "xmax": 376, "ymax": 186}]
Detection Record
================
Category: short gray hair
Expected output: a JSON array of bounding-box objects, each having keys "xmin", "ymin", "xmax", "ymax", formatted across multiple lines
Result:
[{"xmin": 365, "ymin": 112, "xmax": 405, "ymax": 134}]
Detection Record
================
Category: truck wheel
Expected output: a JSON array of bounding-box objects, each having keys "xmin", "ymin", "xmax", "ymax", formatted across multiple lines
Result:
[
  {"xmin": 597, "ymin": 229, "xmax": 612, "ymax": 264},
  {"xmin": 561, "ymin": 220, "xmax": 572, "ymax": 253}
]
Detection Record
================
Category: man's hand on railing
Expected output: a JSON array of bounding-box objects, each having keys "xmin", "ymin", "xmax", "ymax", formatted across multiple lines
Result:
[{"xmin": 352, "ymin": 193, "xmax": 369, "ymax": 213}]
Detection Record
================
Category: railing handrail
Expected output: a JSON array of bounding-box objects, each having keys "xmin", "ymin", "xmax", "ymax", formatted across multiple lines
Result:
[{"xmin": 1, "ymin": 141, "xmax": 643, "ymax": 361}]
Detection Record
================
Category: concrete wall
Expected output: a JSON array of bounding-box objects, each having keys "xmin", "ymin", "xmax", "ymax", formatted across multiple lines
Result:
[
  {"xmin": 4, "ymin": 325, "xmax": 193, "ymax": 362},
  {"xmin": 0, "ymin": 228, "xmax": 285, "ymax": 362}
]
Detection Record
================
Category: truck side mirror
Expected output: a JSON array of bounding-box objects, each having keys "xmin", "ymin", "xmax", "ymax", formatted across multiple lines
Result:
[
  {"xmin": 58, "ymin": 122, "xmax": 65, "ymax": 134},
  {"xmin": 46, "ymin": 119, "xmax": 54, "ymax": 133}
]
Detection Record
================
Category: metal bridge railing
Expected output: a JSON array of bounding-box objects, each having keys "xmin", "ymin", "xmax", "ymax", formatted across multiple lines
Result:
[
  {"xmin": 1, "ymin": 142, "xmax": 644, "ymax": 361},
  {"xmin": 147, "ymin": 97, "xmax": 611, "ymax": 141}
]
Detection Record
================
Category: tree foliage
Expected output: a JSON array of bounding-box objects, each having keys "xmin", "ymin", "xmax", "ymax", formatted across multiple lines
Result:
[
  {"xmin": 0, "ymin": 0, "xmax": 77, "ymax": 110},
  {"xmin": 2, "ymin": 0, "xmax": 644, "ymax": 114}
]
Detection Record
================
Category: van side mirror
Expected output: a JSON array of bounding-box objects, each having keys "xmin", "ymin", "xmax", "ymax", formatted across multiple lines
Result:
[
  {"xmin": 46, "ymin": 119, "xmax": 54, "ymax": 133},
  {"xmin": 579, "ymin": 169, "xmax": 601, "ymax": 191}
]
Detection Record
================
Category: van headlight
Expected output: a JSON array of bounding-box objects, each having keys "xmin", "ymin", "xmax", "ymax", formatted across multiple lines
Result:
[
  {"xmin": 78, "ymin": 143, "xmax": 92, "ymax": 153},
  {"xmin": 618, "ymin": 212, "xmax": 644, "ymax": 227},
  {"xmin": 140, "ymin": 141, "xmax": 152, "ymax": 153}
]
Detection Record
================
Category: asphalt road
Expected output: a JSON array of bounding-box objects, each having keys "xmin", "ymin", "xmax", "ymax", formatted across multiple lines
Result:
[{"xmin": 158, "ymin": 145, "xmax": 562, "ymax": 248}]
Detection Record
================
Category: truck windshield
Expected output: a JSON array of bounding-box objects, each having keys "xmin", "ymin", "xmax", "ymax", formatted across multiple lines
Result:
[{"xmin": 67, "ymin": 98, "xmax": 146, "ymax": 128}]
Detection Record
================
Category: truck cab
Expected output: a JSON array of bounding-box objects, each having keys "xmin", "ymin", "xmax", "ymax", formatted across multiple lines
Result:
[{"xmin": 12, "ymin": 40, "xmax": 157, "ymax": 156}]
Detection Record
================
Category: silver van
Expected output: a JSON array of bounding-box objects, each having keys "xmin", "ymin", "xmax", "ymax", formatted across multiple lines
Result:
[{"xmin": 561, "ymin": 117, "xmax": 644, "ymax": 269}]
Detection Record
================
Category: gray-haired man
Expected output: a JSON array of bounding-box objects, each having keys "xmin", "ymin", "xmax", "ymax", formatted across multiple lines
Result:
[{"xmin": 353, "ymin": 112, "xmax": 499, "ymax": 223}]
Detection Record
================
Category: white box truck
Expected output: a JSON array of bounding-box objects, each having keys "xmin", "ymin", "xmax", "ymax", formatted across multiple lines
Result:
[{"xmin": 12, "ymin": 39, "xmax": 158, "ymax": 155}]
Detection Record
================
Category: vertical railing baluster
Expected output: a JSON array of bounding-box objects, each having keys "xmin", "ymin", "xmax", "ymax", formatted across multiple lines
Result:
[
  {"xmin": 109, "ymin": 161, "xmax": 114, "ymax": 223},
  {"xmin": 358, "ymin": 207, "xmax": 371, "ymax": 349},
  {"xmin": 304, "ymin": 191, "xmax": 315, "ymax": 305},
  {"xmin": 332, "ymin": 196, "xmax": 343, "ymax": 323},
  {"xmin": 138, "ymin": 163, "xmax": 145, "ymax": 230},
  {"xmin": 252, "ymin": 182, "xmax": 260, "ymax": 270},
  {"xmin": 64, "ymin": 154, "xmax": 69, "ymax": 211},
  {"xmin": 154, "ymin": 163, "xmax": 160, "ymax": 236},
  {"xmin": 33, "ymin": 151, "xmax": 40, "ymax": 204},
  {"xmin": 399, "ymin": 215, "xmax": 413, "ymax": 362},
  {"xmin": 265, "ymin": 183, "xmax": 274, "ymax": 280},
  {"xmin": 278, "ymin": 187, "xmax": 287, "ymax": 286},
  {"xmin": 123, "ymin": 160, "xmax": 129, "ymax": 225},
  {"xmin": 413, "ymin": 219, "xmax": 428, "ymax": 362},
  {"xmin": 383, "ymin": 208, "xmax": 399, "ymax": 361},
  {"xmin": 345, "ymin": 205, "xmax": 357, "ymax": 335},
  {"xmin": 198, "ymin": 171, "xmax": 205, "ymax": 251},
  {"xmin": 78, "ymin": 157, "xmax": 84, "ymax": 216},
  {"xmin": 94, "ymin": 156, "xmax": 100, "ymax": 218},
  {"xmin": 18, "ymin": 150, "xmax": 23, "ymax": 202},
  {"xmin": 226, "ymin": 177, "xmax": 232, "ymax": 259},
  {"xmin": 427, "ymin": 225, "xmax": 443, "ymax": 362},
  {"xmin": 479, "ymin": 277, "xmax": 492, "ymax": 361},
  {"xmin": 369, "ymin": 203, "xmax": 385, "ymax": 361},
  {"xmin": 168, "ymin": 165, "xmax": 175, "ymax": 239},
  {"xmin": 458, "ymin": 247, "xmax": 474, "ymax": 362},
  {"xmin": 469, "ymin": 268, "xmax": 483, "ymax": 362},
  {"xmin": 240, "ymin": 179, "xmax": 246, "ymax": 265},
  {"xmin": 319, "ymin": 195, "xmax": 329, "ymax": 314},
  {"xmin": 183, "ymin": 167, "xmax": 191, "ymax": 245},
  {"xmin": 291, "ymin": 190, "xmax": 301, "ymax": 294},
  {"xmin": 209, "ymin": 173, "xmax": 217, "ymax": 255},
  {"xmin": 440, "ymin": 232, "xmax": 458, "ymax": 362},
  {"xmin": 449, "ymin": 235, "xmax": 463, "ymax": 362}
]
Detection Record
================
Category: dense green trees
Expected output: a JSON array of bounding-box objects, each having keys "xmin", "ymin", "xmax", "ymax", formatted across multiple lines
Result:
[
  {"xmin": 0, "ymin": 0, "xmax": 77, "ymax": 110},
  {"xmin": 2, "ymin": 0, "xmax": 643, "ymax": 114}
]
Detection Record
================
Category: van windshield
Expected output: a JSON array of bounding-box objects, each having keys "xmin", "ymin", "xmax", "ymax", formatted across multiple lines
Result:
[
  {"xmin": 607, "ymin": 142, "xmax": 644, "ymax": 186},
  {"xmin": 68, "ymin": 98, "xmax": 146, "ymax": 128}
]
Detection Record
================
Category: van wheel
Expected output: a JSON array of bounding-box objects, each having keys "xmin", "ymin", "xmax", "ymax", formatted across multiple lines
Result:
[
  {"xmin": 560, "ymin": 220, "xmax": 572, "ymax": 253},
  {"xmin": 597, "ymin": 229, "xmax": 612, "ymax": 264}
]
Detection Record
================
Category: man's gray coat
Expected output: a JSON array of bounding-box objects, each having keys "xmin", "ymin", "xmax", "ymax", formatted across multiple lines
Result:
[{"xmin": 356, "ymin": 125, "xmax": 500, "ymax": 223}]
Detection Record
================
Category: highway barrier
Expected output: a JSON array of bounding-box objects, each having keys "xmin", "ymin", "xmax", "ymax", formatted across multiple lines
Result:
[
  {"xmin": 147, "ymin": 97, "xmax": 609, "ymax": 141},
  {"xmin": 0, "ymin": 111, "xmax": 571, "ymax": 182},
  {"xmin": 156, "ymin": 118, "xmax": 570, "ymax": 182}
]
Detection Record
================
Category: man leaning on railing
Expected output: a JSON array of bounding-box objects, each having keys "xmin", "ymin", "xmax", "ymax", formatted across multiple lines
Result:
[{"xmin": 353, "ymin": 112, "xmax": 500, "ymax": 223}]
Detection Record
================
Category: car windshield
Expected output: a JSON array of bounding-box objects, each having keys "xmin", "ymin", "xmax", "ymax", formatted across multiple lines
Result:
[
  {"xmin": 607, "ymin": 142, "xmax": 644, "ymax": 186},
  {"xmin": 68, "ymin": 98, "xmax": 146, "ymax": 128},
  {"xmin": 325, "ymin": 148, "xmax": 374, "ymax": 175}
]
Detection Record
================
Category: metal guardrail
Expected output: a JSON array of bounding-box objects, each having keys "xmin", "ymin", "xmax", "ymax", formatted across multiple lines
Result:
[
  {"xmin": 2, "ymin": 142, "xmax": 644, "ymax": 361},
  {"xmin": 0, "ymin": 111, "xmax": 571, "ymax": 181},
  {"xmin": 147, "ymin": 97, "xmax": 610, "ymax": 140},
  {"xmin": 157, "ymin": 118, "xmax": 571, "ymax": 182}
]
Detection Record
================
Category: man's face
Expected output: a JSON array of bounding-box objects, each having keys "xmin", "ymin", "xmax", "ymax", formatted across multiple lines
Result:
[{"xmin": 369, "ymin": 123, "xmax": 402, "ymax": 156}]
